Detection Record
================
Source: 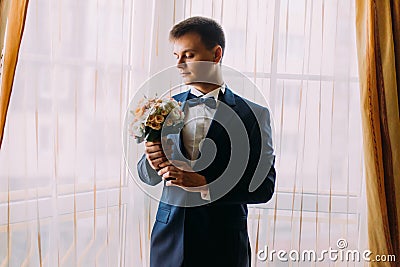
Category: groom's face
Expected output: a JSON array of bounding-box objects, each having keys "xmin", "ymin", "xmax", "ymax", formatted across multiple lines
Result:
[{"xmin": 173, "ymin": 32, "xmax": 221, "ymax": 86}]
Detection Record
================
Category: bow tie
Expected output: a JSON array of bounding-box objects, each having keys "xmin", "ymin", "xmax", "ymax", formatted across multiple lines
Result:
[{"xmin": 187, "ymin": 96, "xmax": 217, "ymax": 109}]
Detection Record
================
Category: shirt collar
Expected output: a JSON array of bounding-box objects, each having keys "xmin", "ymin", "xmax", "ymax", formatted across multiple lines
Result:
[{"xmin": 189, "ymin": 83, "xmax": 226, "ymax": 100}]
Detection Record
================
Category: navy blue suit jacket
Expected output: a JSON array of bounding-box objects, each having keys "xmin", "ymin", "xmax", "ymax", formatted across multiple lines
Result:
[{"xmin": 137, "ymin": 86, "xmax": 276, "ymax": 267}]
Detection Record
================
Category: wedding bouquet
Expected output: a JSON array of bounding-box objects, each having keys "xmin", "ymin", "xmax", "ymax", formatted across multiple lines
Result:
[{"xmin": 129, "ymin": 97, "xmax": 184, "ymax": 143}]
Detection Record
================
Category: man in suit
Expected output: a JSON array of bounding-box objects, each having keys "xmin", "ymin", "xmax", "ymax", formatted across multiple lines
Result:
[{"xmin": 137, "ymin": 16, "xmax": 276, "ymax": 267}]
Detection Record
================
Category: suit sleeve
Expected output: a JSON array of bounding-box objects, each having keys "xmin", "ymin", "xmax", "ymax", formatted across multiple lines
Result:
[
  {"xmin": 206, "ymin": 107, "xmax": 276, "ymax": 205},
  {"xmin": 137, "ymin": 154, "xmax": 163, "ymax": 186}
]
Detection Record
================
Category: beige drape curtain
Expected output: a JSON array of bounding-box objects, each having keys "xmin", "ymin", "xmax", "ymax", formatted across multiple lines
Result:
[
  {"xmin": 0, "ymin": 0, "xmax": 29, "ymax": 148},
  {"xmin": 355, "ymin": 0, "xmax": 400, "ymax": 265},
  {"xmin": 0, "ymin": 0, "xmax": 11, "ymax": 54}
]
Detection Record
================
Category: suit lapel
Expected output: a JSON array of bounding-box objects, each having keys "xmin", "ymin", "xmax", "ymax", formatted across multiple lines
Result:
[
  {"xmin": 204, "ymin": 86, "xmax": 237, "ymax": 141},
  {"xmin": 173, "ymin": 90, "xmax": 191, "ymax": 106}
]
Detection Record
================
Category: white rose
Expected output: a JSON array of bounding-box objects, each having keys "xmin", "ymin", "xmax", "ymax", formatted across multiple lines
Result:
[
  {"xmin": 169, "ymin": 108, "xmax": 180, "ymax": 121},
  {"xmin": 130, "ymin": 122, "xmax": 144, "ymax": 137}
]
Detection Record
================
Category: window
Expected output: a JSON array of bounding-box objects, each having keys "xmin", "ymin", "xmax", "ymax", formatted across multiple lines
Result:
[{"xmin": 0, "ymin": 0, "xmax": 366, "ymax": 266}]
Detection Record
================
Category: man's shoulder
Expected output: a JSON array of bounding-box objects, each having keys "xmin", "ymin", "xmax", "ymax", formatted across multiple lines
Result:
[{"xmin": 231, "ymin": 90, "xmax": 269, "ymax": 114}]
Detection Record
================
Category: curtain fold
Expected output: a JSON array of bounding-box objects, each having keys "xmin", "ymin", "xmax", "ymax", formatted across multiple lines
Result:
[
  {"xmin": 391, "ymin": 0, "xmax": 400, "ymax": 117},
  {"xmin": 355, "ymin": 0, "xmax": 400, "ymax": 265},
  {"xmin": 0, "ymin": 0, "xmax": 29, "ymax": 149}
]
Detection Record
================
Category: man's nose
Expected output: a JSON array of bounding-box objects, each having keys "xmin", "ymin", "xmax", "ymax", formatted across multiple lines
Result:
[{"xmin": 176, "ymin": 57, "xmax": 186, "ymax": 68}]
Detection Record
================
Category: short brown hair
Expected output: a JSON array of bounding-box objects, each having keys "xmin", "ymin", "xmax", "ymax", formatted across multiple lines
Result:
[{"xmin": 169, "ymin": 16, "xmax": 225, "ymax": 55}]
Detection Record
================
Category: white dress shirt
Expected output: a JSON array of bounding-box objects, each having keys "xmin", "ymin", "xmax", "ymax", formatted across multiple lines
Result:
[{"xmin": 181, "ymin": 83, "xmax": 226, "ymax": 200}]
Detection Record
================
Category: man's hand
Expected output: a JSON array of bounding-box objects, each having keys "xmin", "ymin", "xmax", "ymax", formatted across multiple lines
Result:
[
  {"xmin": 158, "ymin": 160, "xmax": 208, "ymax": 192},
  {"xmin": 144, "ymin": 141, "xmax": 172, "ymax": 170}
]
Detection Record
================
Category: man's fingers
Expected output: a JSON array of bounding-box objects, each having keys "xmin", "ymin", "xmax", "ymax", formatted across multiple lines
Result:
[
  {"xmin": 168, "ymin": 160, "xmax": 193, "ymax": 171},
  {"xmin": 157, "ymin": 160, "xmax": 193, "ymax": 172},
  {"xmin": 166, "ymin": 180, "xmax": 175, "ymax": 186},
  {"xmin": 145, "ymin": 154, "xmax": 167, "ymax": 170},
  {"xmin": 158, "ymin": 166, "xmax": 181, "ymax": 179},
  {"xmin": 145, "ymin": 141, "xmax": 171, "ymax": 155},
  {"xmin": 157, "ymin": 166, "xmax": 174, "ymax": 176},
  {"xmin": 163, "ymin": 177, "xmax": 182, "ymax": 186},
  {"xmin": 162, "ymin": 171, "xmax": 179, "ymax": 179},
  {"xmin": 158, "ymin": 161, "xmax": 173, "ymax": 168},
  {"xmin": 145, "ymin": 141, "xmax": 161, "ymax": 147},
  {"xmin": 147, "ymin": 151, "xmax": 165, "ymax": 160},
  {"xmin": 145, "ymin": 144, "xmax": 163, "ymax": 154},
  {"xmin": 153, "ymin": 157, "xmax": 167, "ymax": 167}
]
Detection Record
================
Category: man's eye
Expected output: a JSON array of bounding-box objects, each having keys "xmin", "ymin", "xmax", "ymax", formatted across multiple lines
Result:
[{"xmin": 185, "ymin": 54, "xmax": 194, "ymax": 58}]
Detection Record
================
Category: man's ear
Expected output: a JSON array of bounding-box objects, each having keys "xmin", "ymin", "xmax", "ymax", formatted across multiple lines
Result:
[{"xmin": 213, "ymin": 46, "xmax": 223, "ymax": 63}]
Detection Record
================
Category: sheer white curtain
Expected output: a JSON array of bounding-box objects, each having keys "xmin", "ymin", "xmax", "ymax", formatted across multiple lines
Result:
[
  {"xmin": 0, "ymin": 0, "xmax": 132, "ymax": 266},
  {"xmin": 0, "ymin": 0, "xmax": 366, "ymax": 266},
  {"xmin": 127, "ymin": 0, "xmax": 367, "ymax": 266}
]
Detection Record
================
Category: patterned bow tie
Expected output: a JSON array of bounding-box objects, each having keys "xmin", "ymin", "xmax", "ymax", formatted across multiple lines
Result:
[{"xmin": 187, "ymin": 96, "xmax": 217, "ymax": 109}]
